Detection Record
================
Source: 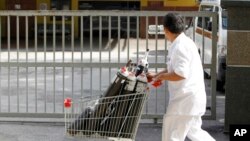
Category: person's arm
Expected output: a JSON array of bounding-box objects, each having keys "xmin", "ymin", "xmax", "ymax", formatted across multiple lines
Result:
[
  {"xmin": 146, "ymin": 69, "xmax": 168, "ymax": 80},
  {"xmin": 155, "ymin": 71, "xmax": 185, "ymax": 81},
  {"xmin": 155, "ymin": 69, "xmax": 168, "ymax": 77}
]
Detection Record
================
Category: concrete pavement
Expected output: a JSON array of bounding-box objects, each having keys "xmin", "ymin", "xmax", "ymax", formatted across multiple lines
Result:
[{"xmin": 0, "ymin": 120, "xmax": 228, "ymax": 141}]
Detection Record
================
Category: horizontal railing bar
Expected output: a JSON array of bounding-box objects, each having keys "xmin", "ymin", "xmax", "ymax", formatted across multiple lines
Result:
[
  {"xmin": 0, "ymin": 113, "xmax": 64, "ymax": 118},
  {"xmin": 0, "ymin": 10, "xmax": 217, "ymax": 17},
  {"xmin": 141, "ymin": 114, "xmax": 213, "ymax": 120},
  {"xmin": 0, "ymin": 113, "xmax": 213, "ymax": 122},
  {"xmin": 0, "ymin": 62, "xmax": 167, "ymax": 68}
]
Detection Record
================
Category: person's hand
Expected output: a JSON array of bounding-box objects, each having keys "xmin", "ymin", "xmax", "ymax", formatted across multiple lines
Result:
[
  {"xmin": 152, "ymin": 74, "xmax": 163, "ymax": 88},
  {"xmin": 146, "ymin": 72, "xmax": 156, "ymax": 83},
  {"xmin": 146, "ymin": 72, "xmax": 163, "ymax": 88}
]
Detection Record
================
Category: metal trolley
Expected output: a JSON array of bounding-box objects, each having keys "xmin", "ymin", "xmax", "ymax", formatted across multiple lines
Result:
[{"xmin": 64, "ymin": 92, "xmax": 148, "ymax": 141}]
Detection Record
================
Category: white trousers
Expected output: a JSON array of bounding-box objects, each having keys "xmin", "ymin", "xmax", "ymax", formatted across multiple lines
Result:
[{"xmin": 162, "ymin": 115, "xmax": 216, "ymax": 141}]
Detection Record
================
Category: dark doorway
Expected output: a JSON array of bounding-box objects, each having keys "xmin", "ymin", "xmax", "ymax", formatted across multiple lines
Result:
[{"xmin": 6, "ymin": 0, "xmax": 36, "ymax": 38}]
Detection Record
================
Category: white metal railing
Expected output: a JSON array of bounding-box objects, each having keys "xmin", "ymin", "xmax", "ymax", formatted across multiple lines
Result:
[{"xmin": 0, "ymin": 10, "xmax": 217, "ymax": 122}]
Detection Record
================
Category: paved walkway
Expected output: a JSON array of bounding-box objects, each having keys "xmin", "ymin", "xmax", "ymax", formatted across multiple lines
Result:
[{"xmin": 0, "ymin": 120, "xmax": 228, "ymax": 141}]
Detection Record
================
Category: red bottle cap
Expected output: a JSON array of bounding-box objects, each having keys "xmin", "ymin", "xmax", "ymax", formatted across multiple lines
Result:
[
  {"xmin": 64, "ymin": 98, "xmax": 72, "ymax": 108},
  {"xmin": 121, "ymin": 66, "xmax": 127, "ymax": 73},
  {"xmin": 152, "ymin": 80, "xmax": 162, "ymax": 88}
]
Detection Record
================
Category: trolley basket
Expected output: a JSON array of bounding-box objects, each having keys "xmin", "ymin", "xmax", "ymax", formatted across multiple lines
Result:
[{"xmin": 64, "ymin": 92, "xmax": 148, "ymax": 141}]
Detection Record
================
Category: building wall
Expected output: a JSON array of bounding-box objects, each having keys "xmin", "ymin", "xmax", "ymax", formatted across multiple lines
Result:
[
  {"xmin": 1, "ymin": 0, "xmax": 37, "ymax": 38},
  {"xmin": 1, "ymin": 0, "xmax": 199, "ymax": 38},
  {"xmin": 141, "ymin": 0, "xmax": 199, "ymax": 9},
  {"xmin": 140, "ymin": 0, "xmax": 199, "ymax": 38},
  {"xmin": 0, "ymin": 0, "xmax": 78, "ymax": 38},
  {"xmin": 223, "ymin": 3, "xmax": 250, "ymax": 132},
  {"xmin": 36, "ymin": 0, "xmax": 79, "ymax": 37}
]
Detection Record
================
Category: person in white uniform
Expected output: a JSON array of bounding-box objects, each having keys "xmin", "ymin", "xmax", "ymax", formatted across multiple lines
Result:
[{"xmin": 147, "ymin": 13, "xmax": 216, "ymax": 141}]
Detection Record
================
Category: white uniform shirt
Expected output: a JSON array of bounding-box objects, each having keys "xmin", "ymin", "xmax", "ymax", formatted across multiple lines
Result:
[{"xmin": 166, "ymin": 33, "xmax": 206, "ymax": 116}]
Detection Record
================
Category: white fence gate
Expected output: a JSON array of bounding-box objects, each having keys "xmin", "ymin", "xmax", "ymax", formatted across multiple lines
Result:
[{"xmin": 0, "ymin": 10, "xmax": 217, "ymax": 122}]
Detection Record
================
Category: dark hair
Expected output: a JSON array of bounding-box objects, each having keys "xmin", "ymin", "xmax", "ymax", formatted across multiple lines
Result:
[{"xmin": 163, "ymin": 13, "xmax": 185, "ymax": 34}]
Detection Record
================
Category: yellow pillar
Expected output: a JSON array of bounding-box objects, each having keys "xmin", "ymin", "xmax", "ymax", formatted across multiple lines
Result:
[
  {"xmin": 0, "ymin": 0, "xmax": 6, "ymax": 37},
  {"xmin": 36, "ymin": 0, "xmax": 51, "ymax": 24},
  {"xmin": 37, "ymin": 0, "xmax": 50, "ymax": 10},
  {"xmin": 141, "ymin": 0, "xmax": 148, "ymax": 7},
  {"xmin": 0, "ymin": 0, "xmax": 6, "ymax": 10},
  {"xmin": 164, "ymin": 0, "xmax": 198, "ymax": 7},
  {"xmin": 71, "ymin": 0, "xmax": 78, "ymax": 38}
]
